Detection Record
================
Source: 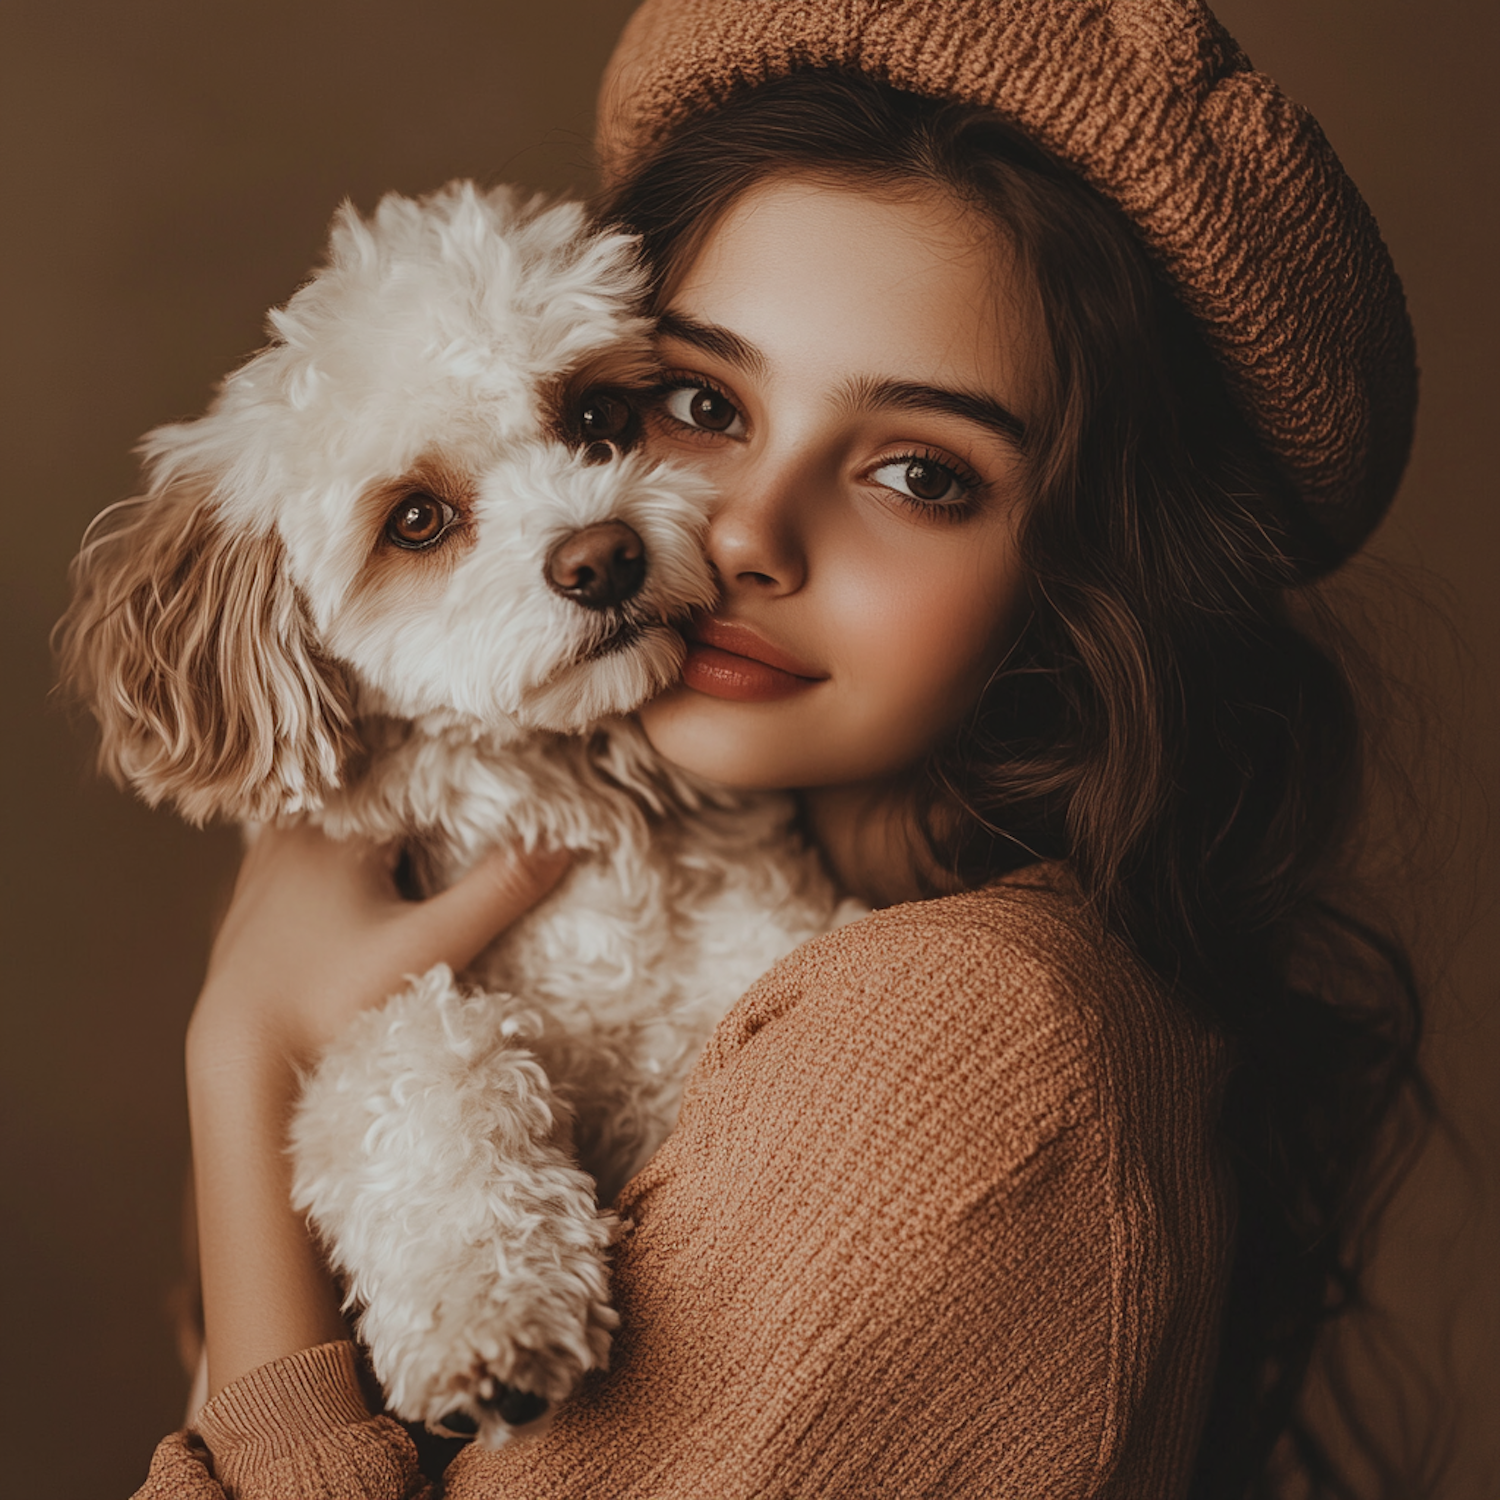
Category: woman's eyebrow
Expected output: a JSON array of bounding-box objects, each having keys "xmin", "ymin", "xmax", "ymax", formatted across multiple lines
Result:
[
  {"xmin": 837, "ymin": 375, "xmax": 1028, "ymax": 448},
  {"xmin": 655, "ymin": 312, "xmax": 1026, "ymax": 446},
  {"xmin": 656, "ymin": 311, "xmax": 770, "ymax": 379}
]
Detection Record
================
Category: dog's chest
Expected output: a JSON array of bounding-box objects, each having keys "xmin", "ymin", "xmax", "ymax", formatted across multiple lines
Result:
[
  {"xmin": 316, "ymin": 720, "xmax": 852, "ymax": 1199},
  {"xmin": 323, "ymin": 721, "xmax": 844, "ymax": 1043}
]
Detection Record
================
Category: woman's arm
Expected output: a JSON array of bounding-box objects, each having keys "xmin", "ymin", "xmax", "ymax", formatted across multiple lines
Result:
[
  {"xmin": 189, "ymin": 823, "xmax": 569, "ymax": 1396},
  {"xmin": 131, "ymin": 823, "xmax": 568, "ymax": 1498},
  {"xmin": 187, "ymin": 1039, "xmax": 346, "ymax": 1400}
]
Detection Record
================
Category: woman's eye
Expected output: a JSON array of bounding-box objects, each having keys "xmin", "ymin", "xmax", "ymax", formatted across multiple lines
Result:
[
  {"xmin": 385, "ymin": 492, "xmax": 457, "ymax": 550},
  {"xmin": 870, "ymin": 456, "xmax": 972, "ymax": 506},
  {"xmin": 662, "ymin": 384, "xmax": 744, "ymax": 436}
]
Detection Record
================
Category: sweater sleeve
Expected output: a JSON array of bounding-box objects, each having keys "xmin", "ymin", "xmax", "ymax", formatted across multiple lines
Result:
[
  {"xmin": 439, "ymin": 884, "xmax": 1230, "ymax": 1500},
  {"xmin": 130, "ymin": 1342, "xmax": 434, "ymax": 1500}
]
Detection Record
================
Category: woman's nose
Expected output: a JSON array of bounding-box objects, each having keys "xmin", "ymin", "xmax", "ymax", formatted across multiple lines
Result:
[{"xmin": 704, "ymin": 461, "xmax": 807, "ymax": 597}]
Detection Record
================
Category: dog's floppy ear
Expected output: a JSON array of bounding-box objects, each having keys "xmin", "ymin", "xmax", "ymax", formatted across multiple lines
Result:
[{"xmin": 55, "ymin": 476, "xmax": 357, "ymax": 825}]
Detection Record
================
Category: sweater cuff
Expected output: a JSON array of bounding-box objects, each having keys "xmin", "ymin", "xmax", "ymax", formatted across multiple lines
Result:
[{"xmin": 194, "ymin": 1342, "xmax": 375, "ymax": 1460}]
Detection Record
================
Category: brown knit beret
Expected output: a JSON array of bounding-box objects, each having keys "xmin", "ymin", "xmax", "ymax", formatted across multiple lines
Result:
[{"xmin": 596, "ymin": 0, "xmax": 1417, "ymax": 573}]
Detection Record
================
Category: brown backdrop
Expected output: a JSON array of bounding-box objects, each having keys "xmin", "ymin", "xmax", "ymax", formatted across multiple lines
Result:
[{"xmin": 2, "ymin": 2, "xmax": 1494, "ymax": 1495}]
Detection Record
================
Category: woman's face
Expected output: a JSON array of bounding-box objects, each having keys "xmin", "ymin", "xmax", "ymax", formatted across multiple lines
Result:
[{"xmin": 637, "ymin": 175, "xmax": 1042, "ymax": 792}]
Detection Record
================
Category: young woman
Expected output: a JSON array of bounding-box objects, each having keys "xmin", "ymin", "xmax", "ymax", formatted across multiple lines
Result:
[{"xmin": 132, "ymin": 2, "xmax": 1429, "ymax": 1496}]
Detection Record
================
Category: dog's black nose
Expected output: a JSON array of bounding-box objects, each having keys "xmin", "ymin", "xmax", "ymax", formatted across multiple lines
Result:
[{"xmin": 546, "ymin": 521, "xmax": 646, "ymax": 610}]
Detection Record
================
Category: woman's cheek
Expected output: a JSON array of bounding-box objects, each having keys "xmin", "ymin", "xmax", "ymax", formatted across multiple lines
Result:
[{"xmin": 841, "ymin": 539, "xmax": 1021, "ymax": 744}]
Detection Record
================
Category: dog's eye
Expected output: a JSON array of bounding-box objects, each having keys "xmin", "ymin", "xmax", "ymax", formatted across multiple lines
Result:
[
  {"xmin": 577, "ymin": 390, "xmax": 636, "ymax": 446},
  {"xmin": 385, "ymin": 492, "xmax": 457, "ymax": 550}
]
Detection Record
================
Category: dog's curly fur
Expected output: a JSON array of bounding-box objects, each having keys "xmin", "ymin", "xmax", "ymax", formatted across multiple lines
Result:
[{"xmin": 57, "ymin": 182, "xmax": 855, "ymax": 1446}]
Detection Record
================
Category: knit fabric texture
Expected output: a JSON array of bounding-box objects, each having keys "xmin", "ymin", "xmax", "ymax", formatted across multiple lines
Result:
[
  {"xmin": 595, "ymin": 0, "xmax": 1417, "ymax": 574},
  {"xmin": 132, "ymin": 876, "xmax": 1231, "ymax": 1499}
]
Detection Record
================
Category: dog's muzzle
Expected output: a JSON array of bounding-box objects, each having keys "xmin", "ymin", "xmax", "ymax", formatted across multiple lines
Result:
[{"xmin": 545, "ymin": 521, "xmax": 646, "ymax": 611}]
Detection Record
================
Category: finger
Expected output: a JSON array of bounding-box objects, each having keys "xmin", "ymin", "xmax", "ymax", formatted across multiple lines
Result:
[{"xmin": 397, "ymin": 844, "xmax": 573, "ymax": 972}]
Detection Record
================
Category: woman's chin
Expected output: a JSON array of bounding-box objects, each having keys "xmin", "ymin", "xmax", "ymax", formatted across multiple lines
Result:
[{"xmin": 636, "ymin": 686, "xmax": 810, "ymax": 792}]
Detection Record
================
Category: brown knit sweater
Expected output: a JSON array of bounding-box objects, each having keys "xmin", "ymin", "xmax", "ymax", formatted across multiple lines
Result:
[{"xmin": 132, "ymin": 873, "xmax": 1231, "ymax": 1499}]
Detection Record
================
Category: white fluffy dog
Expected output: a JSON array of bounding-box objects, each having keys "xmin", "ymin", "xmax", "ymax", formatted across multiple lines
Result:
[{"xmin": 58, "ymin": 182, "xmax": 852, "ymax": 1446}]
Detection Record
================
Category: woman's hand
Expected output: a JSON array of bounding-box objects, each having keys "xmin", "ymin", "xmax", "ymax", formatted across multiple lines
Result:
[
  {"xmin": 189, "ymin": 822, "xmax": 572, "ymax": 1071},
  {"xmin": 186, "ymin": 821, "xmax": 571, "ymax": 1401}
]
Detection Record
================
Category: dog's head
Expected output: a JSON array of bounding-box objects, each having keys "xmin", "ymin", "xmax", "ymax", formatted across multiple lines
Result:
[{"xmin": 56, "ymin": 182, "xmax": 716, "ymax": 825}]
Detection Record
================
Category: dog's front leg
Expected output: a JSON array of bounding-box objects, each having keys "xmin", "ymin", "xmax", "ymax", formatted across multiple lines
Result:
[{"xmin": 289, "ymin": 963, "xmax": 617, "ymax": 1447}]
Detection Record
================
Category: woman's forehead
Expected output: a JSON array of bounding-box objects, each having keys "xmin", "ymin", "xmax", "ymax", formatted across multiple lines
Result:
[{"xmin": 665, "ymin": 174, "xmax": 1041, "ymax": 412}]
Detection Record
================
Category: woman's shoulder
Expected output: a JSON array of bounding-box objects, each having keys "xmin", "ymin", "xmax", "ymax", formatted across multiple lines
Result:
[
  {"xmin": 720, "ymin": 863, "xmax": 1214, "ymax": 1070},
  {"xmin": 643, "ymin": 864, "xmax": 1233, "ymax": 1352},
  {"xmin": 686, "ymin": 862, "xmax": 1227, "ymax": 1156},
  {"xmin": 796, "ymin": 861, "xmax": 1140, "ymax": 990}
]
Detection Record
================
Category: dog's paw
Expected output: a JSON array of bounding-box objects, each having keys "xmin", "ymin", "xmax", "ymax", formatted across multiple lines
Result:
[
  {"xmin": 404, "ymin": 1255, "xmax": 621, "ymax": 1448},
  {"xmin": 430, "ymin": 1376, "xmax": 551, "ymax": 1444},
  {"xmin": 355, "ymin": 1165, "xmax": 621, "ymax": 1448}
]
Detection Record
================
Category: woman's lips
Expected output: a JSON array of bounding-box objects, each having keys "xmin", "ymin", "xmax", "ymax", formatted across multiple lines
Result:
[{"xmin": 681, "ymin": 616, "xmax": 825, "ymax": 703}]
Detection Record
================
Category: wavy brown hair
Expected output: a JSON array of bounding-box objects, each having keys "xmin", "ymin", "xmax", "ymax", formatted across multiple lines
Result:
[{"xmin": 599, "ymin": 71, "xmax": 1436, "ymax": 1498}]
